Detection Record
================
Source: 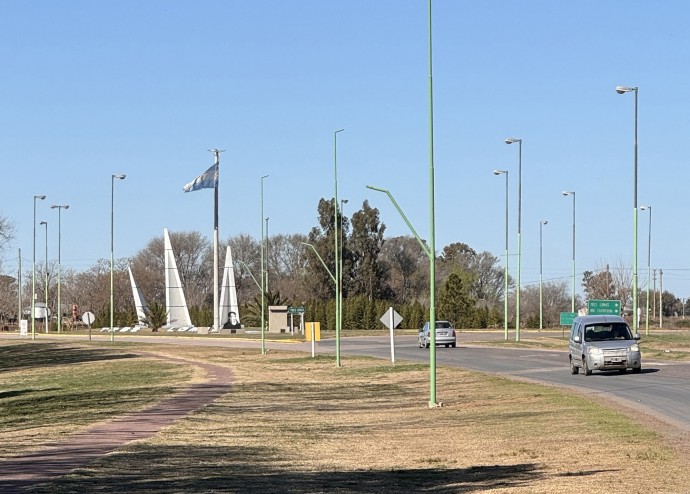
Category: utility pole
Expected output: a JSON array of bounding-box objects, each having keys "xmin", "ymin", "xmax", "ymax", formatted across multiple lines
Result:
[
  {"xmin": 652, "ymin": 269, "xmax": 657, "ymax": 319},
  {"xmin": 659, "ymin": 268, "xmax": 663, "ymax": 329},
  {"xmin": 606, "ymin": 264, "xmax": 611, "ymax": 298}
]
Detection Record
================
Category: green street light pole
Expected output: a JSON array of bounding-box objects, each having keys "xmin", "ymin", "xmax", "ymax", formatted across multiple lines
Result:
[
  {"xmin": 51, "ymin": 205, "xmax": 69, "ymax": 333},
  {"xmin": 426, "ymin": 0, "xmax": 438, "ymax": 408},
  {"xmin": 366, "ymin": 186, "xmax": 437, "ymax": 403},
  {"xmin": 340, "ymin": 198, "xmax": 348, "ymax": 335},
  {"xmin": 539, "ymin": 220, "xmax": 548, "ymax": 330},
  {"xmin": 334, "ymin": 128, "xmax": 344, "ymax": 368},
  {"xmin": 493, "ymin": 169, "xmax": 509, "ymax": 340},
  {"xmin": 641, "ymin": 205, "xmax": 652, "ymax": 335},
  {"xmin": 110, "ymin": 174, "xmax": 126, "ymax": 342},
  {"xmin": 563, "ymin": 191, "xmax": 576, "ymax": 313},
  {"xmin": 260, "ymin": 174, "xmax": 269, "ymax": 355},
  {"xmin": 367, "ymin": 0, "xmax": 437, "ymax": 406},
  {"xmin": 616, "ymin": 85, "xmax": 639, "ymax": 335},
  {"xmin": 505, "ymin": 137, "xmax": 522, "ymax": 341},
  {"xmin": 39, "ymin": 221, "xmax": 48, "ymax": 332},
  {"xmin": 301, "ymin": 242, "xmax": 336, "ymax": 284},
  {"xmin": 32, "ymin": 194, "xmax": 46, "ymax": 340}
]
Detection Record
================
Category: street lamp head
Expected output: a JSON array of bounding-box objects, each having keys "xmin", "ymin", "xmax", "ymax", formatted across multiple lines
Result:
[
  {"xmin": 113, "ymin": 174, "xmax": 126, "ymax": 180},
  {"xmin": 342, "ymin": 199, "xmax": 349, "ymax": 204},
  {"xmin": 562, "ymin": 191, "xmax": 574, "ymax": 196},
  {"xmin": 640, "ymin": 205, "xmax": 651, "ymax": 211},
  {"xmin": 541, "ymin": 220, "xmax": 548, "ymax": 225},
  {"xmin": 335, "ymin": 128, "xmax": 345, "ymax": 134},
  {"xmin": 35, "ymin": 195, "xmax": 46, "ymax": 200},
  {"xmin": 616, "ymin": 85, "xmax": 637, "ymax": 94},
  {"xmin": 504, "ymin": 137, "xmax": 521, "ymax": 145},
  {"xmin": 39, "ymin": 221, "xmax": 47, "ymax": 226},
  {"xmin": 51, "ymin": 204, "xmax": 69, "ymax": 210},
  {"xmin": 493, "ymin": 169, "xmax": 507, "ymax": 175}
]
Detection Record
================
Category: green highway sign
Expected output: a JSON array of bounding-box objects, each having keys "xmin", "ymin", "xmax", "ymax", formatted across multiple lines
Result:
[
  {"xmin": 560, "ymin": 312, "xmax": 577, "ymax": 326},
  {"xmin": 588, "ymin": 299, "xmax": 621, "ymax": 316},
  {"xmin": 287, "ymin": 306, "xmax": 306, "ymax": 315}
]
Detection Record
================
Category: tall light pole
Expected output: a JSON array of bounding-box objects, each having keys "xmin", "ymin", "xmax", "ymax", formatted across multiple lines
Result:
[
  {"xmin": 563, "ymin": 191, "xmax": 576, "ymax": 313},
  {"xmin": 32, "ymin": 194, "xmax": 46, "ymax": 340},
  {"xmin": 640, "ymin": 205, "xmax": 652, "ymax": 335},
  {"xmin": 260, "ymin": 174, "xmax": 269, "ymax": 355},
  {"xmin": 110, "ymin": 174, "xmax": 126, "ymax": 342},
  {"xmin": 39, "ymin": 221, "xmax": 48, "ymax": 332},
  {"xmin": 493, "ymin": 169, "xmax": 509, "ymax": 340},
  {"xmin": 334, "ymin": 128, "xmax": 344, "ymax": 368},
  {"xmin": 51, "ymin": 204, "xmax": 69, "ymax": 333},
  {"xmin": 340, "ymin": 198, "xmax": 348, "ymax": 333},
  {"xmin": 539, "ymin": 220, "xmax": 548, "ymax": 330},
  {"xmin": 616, "ymin": 84, "xmax": 639, "ymax": 335},
  {"xmin": 505, "ymin": 137, "xmax": 522, "ymax": 341},
  {"xmin": 265, "ymin": 216, "xmax": 269, "ymax": 295}
]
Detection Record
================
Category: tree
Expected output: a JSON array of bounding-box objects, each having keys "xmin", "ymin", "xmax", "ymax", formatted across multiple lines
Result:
[
  {"xmin": 349, "ymin": 200, "xmax": 389, "ymax": 300},
  {"xmin": 142, "ymin": 301, "xmax": 168, "ymax": 332},
  {"xmin": 520, "ymin": 281, "xmax": 573, "ymax": 328},
  {"xmin": 0, "ymin": 213, "xmax": 15, "ymax": 274},
  {"xmin": 380, "ymin": 236, "xmax": 428, "ymax": 304},
  {"xmin": 305, "ymin": 198, "xmax": 339, "ymax": 300},
  {"xmin": 437, "ymin": 272, "xmax": 476, "ymax": 329},
  {"xmin": 129, "ymin": 230, "xmax": 212, "ymax": 308}
]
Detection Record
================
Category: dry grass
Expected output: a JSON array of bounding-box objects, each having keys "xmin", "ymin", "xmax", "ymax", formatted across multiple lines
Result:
[{"xmin": 25, "ymin": 343, "xmax": 690, "ymax": 493}]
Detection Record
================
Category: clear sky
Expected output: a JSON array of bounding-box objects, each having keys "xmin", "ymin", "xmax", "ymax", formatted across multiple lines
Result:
[{"xmin": 1, "ymin": 1, "xmax": 689, "ymax": 299}]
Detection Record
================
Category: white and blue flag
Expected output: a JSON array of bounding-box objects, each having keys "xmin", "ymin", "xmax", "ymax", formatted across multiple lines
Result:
[{"xmin": 183, "ymin": 164, "xmax": 218, "ymax": 192}]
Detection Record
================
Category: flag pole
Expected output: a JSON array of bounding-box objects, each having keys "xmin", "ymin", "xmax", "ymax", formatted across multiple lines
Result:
[{"xmin": 210, "ymin": 149, "xmax": 223, "ymax": 333}]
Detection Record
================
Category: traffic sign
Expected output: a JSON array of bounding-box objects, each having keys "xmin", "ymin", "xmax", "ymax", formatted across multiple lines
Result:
[
  {"xmin": 379, "ymin": 307, "xmax": 403, "ymax": 330},
  {"xmin": 287, "ymin": 306, "xmax": 306, "ymax": 315},
  {"xmin": 588, "ymin": 299, "xmax": 621, "ymax": 316},
  {"xmin": 560, "ymin": 312, "xmax": 577, "ymax": 326}
]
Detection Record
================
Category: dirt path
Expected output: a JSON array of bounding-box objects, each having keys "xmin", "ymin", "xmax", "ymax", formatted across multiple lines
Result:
[{"xmin": 0, "ymin": 355, "xmax": 231, "ymax": 493}]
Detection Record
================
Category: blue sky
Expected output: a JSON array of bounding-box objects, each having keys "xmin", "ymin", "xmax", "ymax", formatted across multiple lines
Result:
[{"xmin": 1, "ymin": 1, "xmax": 689, "ymax": 298}]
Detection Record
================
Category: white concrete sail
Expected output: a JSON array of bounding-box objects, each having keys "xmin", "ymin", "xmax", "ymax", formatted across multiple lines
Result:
[
  {"xmin": 164, "ymin": 228, "xmax": 192, "ymax": 327},
  {"xmin": 220, "ymin": 245, "xmax": 240, "ymax": 327},
  {"xmin": 128, "ymin": 266, "xmax": 148, "ymax": 325}
]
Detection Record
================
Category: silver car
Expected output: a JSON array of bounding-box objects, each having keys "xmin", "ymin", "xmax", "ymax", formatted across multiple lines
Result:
[
  {"xmin": 418, "ymin": 320, "xmax": 456, "ymax": 348},
  {"xmin": 569, "ymin": 315, "xmax": 642, "ymax": 375}
]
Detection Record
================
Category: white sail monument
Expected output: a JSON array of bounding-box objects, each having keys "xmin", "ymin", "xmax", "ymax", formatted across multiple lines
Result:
[
  {"xmin": 219, "ymin": 245, "xmax": 240, "ymax": 326},
  {"xmin": 164, "ymin": 228, "xmax": 192, "ymax": 327}
]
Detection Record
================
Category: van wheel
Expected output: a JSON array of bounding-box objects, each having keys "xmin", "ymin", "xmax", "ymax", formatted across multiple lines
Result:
[
  {"xmin": 570, "ymin": 357, "xmax": 579, "ymax": 375},
  {"xmin": 583, "ymin": 358, "xmax": 592, "ymax": 376},
  {"xmin": 632, "ymin": 366, "xmax": 642, "ymax": 374}
]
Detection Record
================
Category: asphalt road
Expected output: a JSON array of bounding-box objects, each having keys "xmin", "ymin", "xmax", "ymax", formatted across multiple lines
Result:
[
  {"xmin": 314, "ymin": 333, "xmax": 690, "ymax": 432},
  {"xmin": 8, "ymin": 331, "xmax": 690, "ymax": 433}
]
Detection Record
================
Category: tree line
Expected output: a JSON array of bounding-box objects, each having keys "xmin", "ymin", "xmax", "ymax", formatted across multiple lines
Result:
[{"xmin": 0, "ymin": 201, "xmax": 686, "ymax": 330}]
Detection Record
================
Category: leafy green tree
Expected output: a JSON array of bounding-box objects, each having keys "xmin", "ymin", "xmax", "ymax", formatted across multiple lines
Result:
[
  {"xmin": 142, "ymin": 301, "xmax": 168, "ymax": 332},
  {"xmin": 349, "ymin": 200, "xmax": 389, "ymax": 300},
  {"xmin": 437, "ymin": 272, "xmax": 476, "ymax": 329},
  {"xmin": 242, "ymin": 290, "xmax": 291, "ymax": 327}
]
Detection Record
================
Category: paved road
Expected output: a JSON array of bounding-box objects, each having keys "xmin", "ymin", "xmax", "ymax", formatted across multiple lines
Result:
[
  {"xmin": 315, "ymin": 334, "xmax": 690, "ymax": 432},
  {"xmin": 8, "ymin": 332, "xmax": 690, "ymax": 432}
]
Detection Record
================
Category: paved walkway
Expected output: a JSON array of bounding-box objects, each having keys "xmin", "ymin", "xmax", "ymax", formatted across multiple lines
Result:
[{"xmin": 0, "ymin": 355, "xmax": 232, "ymax": 493}]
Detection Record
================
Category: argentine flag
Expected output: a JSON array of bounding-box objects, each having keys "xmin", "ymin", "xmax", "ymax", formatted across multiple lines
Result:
[{"xmin": 183, "ymin": 164, "xmax": 218, "ymax": 192}]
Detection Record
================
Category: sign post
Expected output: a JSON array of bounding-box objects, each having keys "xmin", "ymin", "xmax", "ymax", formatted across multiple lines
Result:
[{"xmin": 379, "ymin": 307, "xmax": 403, "ymax": 363}]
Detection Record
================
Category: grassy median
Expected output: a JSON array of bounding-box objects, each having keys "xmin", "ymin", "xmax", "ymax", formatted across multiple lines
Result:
[{"xmin": 1, "ymin": 340, "xmax": 688, "ymax": 493}]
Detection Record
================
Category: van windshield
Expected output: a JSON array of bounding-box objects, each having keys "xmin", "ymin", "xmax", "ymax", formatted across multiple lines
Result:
[{"xmin": 584, "ymin": 323, "xmax": 632, "ymax": 342}]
